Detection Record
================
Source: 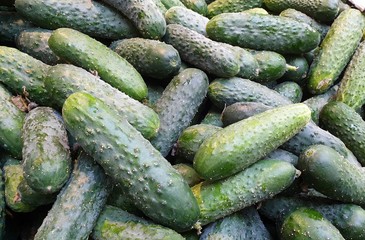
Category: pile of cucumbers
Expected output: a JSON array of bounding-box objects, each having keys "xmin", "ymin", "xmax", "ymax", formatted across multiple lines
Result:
[{"xmin": 1, "ymin": 0, "xmax": 365, "ymax": 239}]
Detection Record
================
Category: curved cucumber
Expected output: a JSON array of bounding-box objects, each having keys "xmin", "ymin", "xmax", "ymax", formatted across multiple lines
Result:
[
  {"xmin": 207, "ymin": 0, "xmax": 263, "ymax": 18},
  {"xmin": 0, "ymin": 11, "xmax": 34, "ymax": 45}
]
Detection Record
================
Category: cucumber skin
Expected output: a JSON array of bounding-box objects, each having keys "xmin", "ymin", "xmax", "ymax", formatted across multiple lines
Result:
[
  {"xmin": 180, "ymin": 0, "xmax": 208, "ymax": 16},
  {"xmin": 281, "ymin": 55, "xmax": 309, "ymax": 83},
  {"xmin": 207, "ymin": 0, "xmax": 263, "ymax": 18},
  {"xmin": 307, "ymin": 9, "xmax": 365, "ymax": 94},
  {"xmin": 200, "ymin": 106, "xmax": 223, "ymax": 127},
  {"xmin": 206, "ymin": 12, "xmax": 320, "ymax": 54},
  {"xmin": 62, "ymin": 92, "xmax": 200, "ymax": 231},
  {"xmin": 0, "ymin": 11, "xmax": 35, "ymax": 45},
  {"xmin": 44, "ymin": 64, "xmax": 159, "ymax": 139},
  {"xmin": 22, "ymin": 107, "xmax": 71, "ymax": 194},
  {"xmin": 191, "ymin": 159, "xmax": 297, "ymax": 225},
  {"xmin": 34, "ymin": 153, "xmax": 111, "ymax": 240},
  {"xmin": 274, "ymin": 81, "xmax": 303, "ymax": 103},
  {"xmin": 150, "ymin": 68, "xmax": 209, "ymax": 157},
  {"xmin": 48, "ymin": 28, "xmax": 147, "ymax": 101},
  {"xmin": 265, "ymin": 149, "xmax": 298, "ymax": 166},
  {"xmin": 173, "ymin": 164, "xmax": 202, "ymax": 187},
  {"xmin": 251, "ymin": 50, "xmax": 287, "ymax": 83},
  {"xmin": 14, "ymin": 0, "xmax": 139, "ymax": 40}
]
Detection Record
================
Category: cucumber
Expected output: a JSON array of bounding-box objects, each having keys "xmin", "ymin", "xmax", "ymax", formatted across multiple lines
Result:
[
  {"xmin": 307, "ymin": 9, "xmax": 365, "ymax": 94},
  {"xmin": 14, "ymin": 0, "xmax": 139, "ymax": 40},
  {"xmin": 62, "ymin": 92, "xmax": 200, "ymax": 231},
  {"xmin": 48, "ymin": 28, "xmax": 147, "ymax": 101},
  {"xmin": 206, "ymin": 12, "xmax": 320, "ymax": 54},
  {"xmin": 263, "ymin": 0, "xmax": 339, "ymax": 23},
  {"xmin": 22, "ymin": 107, "xmax": 71, "ymax": 194},
  {"xmin": 0, "ymin": 84, "xmax": 25, "ymax": 159},
  {"xmin": 107, "ymin": 184, "xmax": 141, "ymax": 215},
  {"xmin": 92, "ymin": 205, "xmax": 184, "ymax": 240},
  {"xmin": 280, "ymin": 208, "xmax": 345, "ymax": 240},
  {"xmin": 234, "ymin": 47, "xmax": 260, "ymax": 80},
  {"xmin": 101, "ymin": 0, "xmax": 166, "ymax": 39},
  {"xmin": 44, "ymin": 64, "xmax": 159, "ymax": 139},
  {"xmin": 152, "ymin": 0, "xmax": 168, "ymax": 14},
  {"xmin": 0, "ymin": 11, "xmax": 34, "ymax": 45},
  {"xmin": 336, "ymin": 41, "xmax": 365, "ymax": 111},
  {"xmin": 180, "ymin": 0, "xmax": 208, "ymax": 16},
  {"xmin": 280, "ymin": 55, "xmax": 309, "ymax": 84},
  {"xmin": 150, "ymin": 68, "xmax": 209, "ymax": 157},
  {"xmin": 163, "ymin": 24, "xmax": 240, "ymax": 78},
  {"xmin": 110, "ymin": 38, "xmax": 181, "ymax": 80},
  {"xmin": 193, "ymin": 103, "xmax": 311, "ymax": 180},
  {"xmin": 200, "ymin": 207, "xmax": 271, "ymax": 240},
  {"xmin": 161, "ymin": 0, "xmax": 185, "ymax": 9},
  {"xmin": 265, "ymin": 149, "xmax": 299, "ymax": 166},
  {"xmin": 298, "ymin": 144, "xmax": 365, "ymax": 205},
  {"xmin": 144, "ymin": 84, "xmax": 164, "ymax": 108},
  {"xmin": 0, "ymin": 168, "xmax": 4, "ymax": 240},
  {"xmin": 192, "ymin": 159, "xmax": 298, "ymax": 225},
  {"xmin": 274, "ymin": 81, "xmax": 303, "ymax": 103},
  {"xmin": 16, "ymin": 28, "xmax": 61, "ymax": 65},
  {"xmin": 173, "ymin": 164, "xmax": 202, "ymax": 187},
  {"xmin": 16, "ymin": 177, "xmax": 56, "ymax": 207},
  {"xmin": 200, "ymin": 106, "xmax": 223, "ymax": 127},
  {"xmin": 34, "ymin": 153, "xmax": 111, "ymax": 240},
  {"xmin": 251, "ymin": 50, "xmax": 288, "ymax": 83},
  {"xmin": 207, "ymin": 0, "xmax": 263, "ymax": 18}
]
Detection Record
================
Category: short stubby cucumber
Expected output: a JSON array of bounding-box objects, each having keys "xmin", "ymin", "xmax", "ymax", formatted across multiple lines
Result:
[
  {"xmin": 281, "ymin": 55, "xmax": 309, "ymax": 84},
  {"xmin": 0, "ymin": 11, "xmax": 34, "ymax": 45},
  {"xmin": 193, "ymin": 103, "xmax": 311, "ymax": 180},
  {"xmin": 48, "ymin": 28, "xmax": 147, "ymax": 101},
  {"xmin": 206, "ymin": 12, "xmax": 320, "ymax": 54},
  {"xmin": 207, "ymin": 0, "xmax": 263, "ymax": 18},
  {"xmin": 62, "ymin": 92, "xmax": 200, "ymax": 231}
]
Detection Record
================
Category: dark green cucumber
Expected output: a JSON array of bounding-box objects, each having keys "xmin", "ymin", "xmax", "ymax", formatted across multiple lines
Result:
[
  {"xmin": 62, "ymin": 92, "xmax": 199, "ymax": 231},
  {"xmin": 173, "ymin": 163, "xmax": 202, "ymax": 187},
  {"xmin": 49, "ymin": 28, "xmax": 147, "ymax": 101},
  {"xmin": 110, "ymin": 38, "xmax": 181, "ymax": 79},
  {"xmin": 307, "ymin": 9, "xmax": 365, "ymax": 94},
  {"xmin": 44, "ymin": 64, "xmax": 159, "ymax": 139},
  {"xmin": 193, "ymin": 103, "xmax": 311, "ymax": 180},
  {"xmin": 265, "ymin": 149, "xmax": 299, "ymax": 166},
  {"xmin": 336, "ymin": 41, "xmax": 365, "ymax": 111},
  {"xmin": 165, "ymin": 6, "xmax": 209, "ymax": 36},
  {"xmin": 16, "ymin": 178, "xmax": 56, "ymax": 207},
  {"xmin": 14, "ymin": 0, "xmax": 138, "ymax": 40},
  {"xmin": 206, "ymin": 12, "xmax": 320, "ymax": 54},
  {"xmin": 180, "ymin": 0, "xmax": 208, "ymax": 15},
  {"xmin": 161, "ymin": 0, "xmax": 185, "ymax": 9},
  {"xmin": 280, "ymin": 208, "xmax": 345, "ymax": 240},
  {"xmin": 0, "ymin": 84, "xmax": 25, "ymax": 159},
  {"xmin": 264, "ymin": 0, "xmax": 339, "ymax": 23},
  {"xmin": 150, "ymin": 68, "xmax": 209, "ymax": 157},
  {"xmin": 281, "ymin": 55, "xmax": 309, "ymax": 84},
  {"xmin": 0, "ymin": 11, "xmax": 34, "ymax": 45},
  {"xmin": 22, "ymin": 107, "xmax": 71, "ymax": 194},
  {"xmin": 101, "ymin": 0, "xmax": 166, "ymax": 39},
  {"xmin": 192, "ymin": 159, "xmax": 298, "ymax": 225},
  {"xmin": 92, "ymin": 205, "xmax": 184, "ymax": 240},
  {"xmin": 298, "ymin": 144, "xmax": 365, "ymax": 205},
  {"xmin": 207, "ymin": 0, "xmax": 263, "ymax": 18},
  {"xmin": 34, "ymin": 153, "xmax": 110, "ymax": 240},
  {"xmin": 16, "ymin": 28, "xmax": 61, "ymax": 65},
  {"xmin": 0, "ymin": 46, "xmax": 50, "ymax": 105},
  {"xmin": 0, "ymin": 168, "xmax": 4, "ymax": 240},
  {"xmin": 163, "ymin": 24, "xmax": 240, "ymax": 77},
  {"xmin": 107, "ymin": 184, "xmax": 141, "ymax": 215},
  {"xmin": 274, "ymin": 81, "xmax": 303, "ymax": 103},
  {"xmin": 176, "ymin": 124, "xmax": 221, "ymax": 162},
  {"xmin": 251, "ymin": 50, "xmax": 288, "ymax": 83},
  {"xmin": 200, "ymin": 207, "xmax": 271, "ymax": 240}
]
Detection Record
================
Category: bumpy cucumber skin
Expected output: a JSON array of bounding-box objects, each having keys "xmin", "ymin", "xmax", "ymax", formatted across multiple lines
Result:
[
  {"xmin": 44, "ymin": 64, "xmax": 159, "ymax": 139},
  {"xmin": 180, "ymin": 0, "xmax": 208, "ymax": 16},
  {"xmin": 0, "ymin": 84, "xmax": 25, "ymax": 159},
  {"xmin": 280, "ymin": 208, "xmax": 345, "ymax": 240},
  {"xmin": 173, "ymin": 164, "xmax": 202, "ymax": 187},
  {"xmin": 151, "ymin": 68, "xmax": 209, "ymax": 157},
  {"xmin": 48, "ymin": 28, "xmax": 147, "ymax": 101},
  {"xmin": 14, "ymin": 0, "xmax": 138, "ymax": 40},
  {"xmin": 0, "ymin": 11, "xmax": 34, "ymax": 45},
  {"xmin": 192, "ymin": 159, "xmax": 297, "ymax": 225},
  {"xmin": 307, "ymin": 9, "xmax": 365, "ymax": 94},
  {"xmin": 62, "ymin": 92, "xmax": 200, "ymax": 231},
  {"xmin": 281, "ymin": 55, "xmax": 309, "ymax": 83},
  {"xmin": 336, "ymin": 41, "xmax": 365, "ymax": 111},
  {"xmin": 110, "ymin": 38, "xmax": 181, "ymax": 79},
  {"xmin": 92, "ymin": 205, "xmax": 184, "ymax": 240},
  {"xmin": 207, "ymin": 0, "xmax": 263, "ymax": 18},
  {"xmin": 298, "ymin": 145, "xmax": 365, "ymax": 205},
  {"xmin": 163, "ymin": 24, "xmax": 240, "ymax": 78},
  {"xmin": 222, "ymin": 102, "xmax": 271, "ymax": 127},
  {"xmin": 107, "ymin": 184, "xmax": 141, "ymax": 215},
  {"xmin": 34, "ymin": 153, "xmax": 111, "ymax": 240},
  {"xmin": 251, "ymin": 50, "xmax": 287, "ymax": 83},
  {"xmin": 274, "ymin": 81, "xmax": 303, "ymax": 103},
  {"xmin": 206, "ymin": 13, "xmax": 320, "ymax": 54},
  {"xmin": 101, "ymin": 0, "xmax": 166, "ymax": 39},
  {"xmin": 0, "ymin": 46, "xmax": 50, "ymax": 105},
  {"xmin": 165, "ymin": 6, "xmax": 209, "ymax": 36},
  {"xmin": 234, "ymin": 47, "xmax": 260, "ymax": 80},
  {"xmin": 22, "ymin": 107, "xmax": 71, "ymax": 194}
]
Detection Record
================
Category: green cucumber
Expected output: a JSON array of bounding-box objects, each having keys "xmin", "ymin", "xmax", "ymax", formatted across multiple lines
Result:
[
  {"xmin": 307, "ymin": 9, "xmax": 365, "ymax": 94},
  {"xmin": 0, "ymin": 84, "xmax": 25, "ymax": 159},
  {"xmin": 265, "ymin": 149, "xmax": 299, "ymax": 166},
  {"xmin": 206, "ymin": 12, "xmax": 320, "ymax": 54},
  {"xmin": 110, "ymin": 38, "xmax": 181, "ymax": 80},
  {"xmin": 280, "ymin": 208, "xmax": 345, "ymax": 240},
  {"xmin": 16, "ymin": 178, "xmax": 56, "ymax": 207},
  {"xmin": 234, "ymin": 47, "xmax": 260, "ymax": 80},
  {"xmin": 48, "ymin": 28, "xmax": 147, "ymax": 101},
  {"xmin": 92, "ymin": 205, "xmax": 184, "ymax": 240},
  {"xmin": 200, "ymin": 106, "xmax": 223, "ymax": 127},
  {"xmin": 14, "ymin": 0, "xmax": 138, "ymax": 40},
  {"xmin": 274, "ymin": 81, "xmax": 303, "ymax": 103},
  {"xmin": 192, "ymin": 159, "xmax": 298, "ymax": 225},
  {"xmin": 251, "ymin": 50, "xmax": 288, "ymax": 83},
  {"xmin": 22, "ymin": 107, "xmax": 71, "ymax": 194},
  {"xmin": 150, "ymin": 68, "xmax": 209, "ymax": 157},
  {"xmin": 163, "ymin": 24, "xmax": 240, "ymax": 78},
  {"xmin": 173, "ymin": 163, "xmax": 202, "ymax": 187},
  {"xmin": 180, "ymin": 0, "xmax": 208, "ymax": 15},
  {"xmin": 161, "ymin": 0, "xmax": 185, "ymax": 9},
  {"xmin": 107, "ymin": 184, "xmax": 141, "ymax": 215},
  {"xmin": 0, "ymin": 11, "xmax": 34, "ymax": 45},
  {"xmin": 101, "ymin": 0, "xmax": 166, "ymax": 39},
  {"xmin": 34, "ymin": 153, "xmax": 111, "ymax": 240},
  {"xmin": 62, "ymin": 92, "xmax": 199, "ymax": 231},
  {"xmin": 193, "ymin": 103, "xmax": 311, "ymax": 180},
  {"xmin": 221, "ymin": 102, "xmax": 270, "ymax": 127},
  {"xmin": 207, "ymin": 0, "xmax": 263, "ymax": 18},
  {"xmin": 144, "ymin": 84, "xmax": 164, "ymax": 108},
  {"xmin": 281, "ymin": 55, "xmax": 309, "ymax": 84},
  {"xmin": 44, "ymin": 64, "xmax": 159, "ymax": 139}
]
